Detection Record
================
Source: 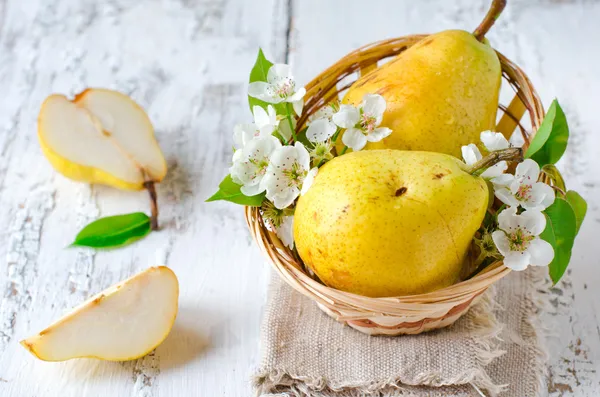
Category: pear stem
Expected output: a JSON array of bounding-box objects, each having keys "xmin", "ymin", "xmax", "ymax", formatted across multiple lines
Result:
[
  {"xmin": 473, "ymin": 0, "xmax": 507, "ymax": 42},
  {"xmin": 465, "ymin": 147, "xmax": 523, "ymax": 175},
  {"xmin": 144, "ymin": 181, "xmax": 159, "ymax": 231}
]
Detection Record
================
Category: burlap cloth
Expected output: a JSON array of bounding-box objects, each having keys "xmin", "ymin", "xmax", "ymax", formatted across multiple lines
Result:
[{"xmin": 253, "ymin": 268, "xmax": 549, "ymax": 396}]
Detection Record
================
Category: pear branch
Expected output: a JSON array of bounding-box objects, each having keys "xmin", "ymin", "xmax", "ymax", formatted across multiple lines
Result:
[
  {"xmin": 473, "ymin": 0, "xmax": 507, "ymax": 42},
  {"xmin": 143, "ymin": 181, "xmax": 159, "ymax": 231},
  {"xmin": 466, "ymin": 147, "xmax": 523, "ymax": 175}
]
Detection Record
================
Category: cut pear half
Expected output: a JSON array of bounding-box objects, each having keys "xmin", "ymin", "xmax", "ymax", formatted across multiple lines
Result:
[
  {"xmin": 38, "ymin": 88, "xmax": 167, "ymax": 191},
  {"xmin": 21, "ymin": 266, "xmax": 178, "ymax": 362}
]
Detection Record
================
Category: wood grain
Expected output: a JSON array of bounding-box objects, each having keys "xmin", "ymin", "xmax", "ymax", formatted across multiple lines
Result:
[{"xmin": 0, "ymin": 0, "xmax": 598, "ymax": 396}]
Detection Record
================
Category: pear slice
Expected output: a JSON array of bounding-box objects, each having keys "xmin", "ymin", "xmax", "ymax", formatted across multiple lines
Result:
[
  {"xmin": 38, "ymin": 88, "xmax": 167, "ymax": 191},
  {"xmin": 20, "ymin": 266, "xmax": 178, "ymax": 362}
]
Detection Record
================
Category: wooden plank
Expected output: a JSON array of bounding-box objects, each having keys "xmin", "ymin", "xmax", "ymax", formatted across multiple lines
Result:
[
  {"xmin": 0, "ymin": 0, "xmax": 290, "ymax": 396},
  {"xmin": 1, "ymin": 0, "xmax": 599, "ymax": 396},
  {"xmin": 290, "ymin": 1, "xmax": 600, "ymax": 396}
]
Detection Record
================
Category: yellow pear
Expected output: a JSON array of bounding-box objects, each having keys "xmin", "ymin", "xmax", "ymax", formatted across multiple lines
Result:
[
  {"xmin": 38, "ymin": 88, "xmax": 167, "ymax": 191},
  {"xmin": 338, "ymin": 1, "xmax": 506, "ymax": 158},
  {"xmin": 294, "ymin": 150, "xmax": 489, "ymax": 297},
  {"xmin": 21, "ymin": 266, "xmax": 178, "ymax": 362}
]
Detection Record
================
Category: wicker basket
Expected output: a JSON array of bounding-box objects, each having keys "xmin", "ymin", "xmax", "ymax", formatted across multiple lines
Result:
[{"xmin": 246, "ymin": 35, "xmax": 544, "ymax": 336}]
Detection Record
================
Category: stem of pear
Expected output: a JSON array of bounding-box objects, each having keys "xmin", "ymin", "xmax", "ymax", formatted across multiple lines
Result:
[
  {"xmin": 144, "ymin": 181, "xmax": 159, "ymax": 231},
  {"xmin": 465, "ymin": 147, "xmax": 523, "ymax": 175},
  {"xmin": 473, "ymin": 0, "xmax": 507, "ymax": 42}
]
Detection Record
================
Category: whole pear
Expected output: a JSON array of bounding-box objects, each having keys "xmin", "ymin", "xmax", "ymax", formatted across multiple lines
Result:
[
  {"xmin": 338, "ymin": 1, "xmax": 507, "ymax": 157},
  {"xmin": 294, "ymin": 150, "xmax": 489, "ymax": 297}
]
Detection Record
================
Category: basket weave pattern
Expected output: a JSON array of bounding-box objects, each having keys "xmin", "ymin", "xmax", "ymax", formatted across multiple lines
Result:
[{"xmin": 246, "ymin": 35, "xmax": 544, "ymax": 335}]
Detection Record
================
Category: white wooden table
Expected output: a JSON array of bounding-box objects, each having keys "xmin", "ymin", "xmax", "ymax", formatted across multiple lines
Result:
[{"xmin": 0, "ymin": 0, "xmax": 598, "ymax": 395}]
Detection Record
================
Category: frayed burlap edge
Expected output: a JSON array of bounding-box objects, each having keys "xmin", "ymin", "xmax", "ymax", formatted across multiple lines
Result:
[{"xmin": 253, "ymin": 268, "xmax": 552, "ymax": 397}]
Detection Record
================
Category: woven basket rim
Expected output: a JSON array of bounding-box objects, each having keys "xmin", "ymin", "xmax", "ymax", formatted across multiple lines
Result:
[{"xmin": 245, "ymin": 33, "xmax": 545, "ymax": 332}]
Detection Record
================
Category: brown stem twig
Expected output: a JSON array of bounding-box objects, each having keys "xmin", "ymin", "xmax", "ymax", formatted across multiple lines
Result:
[
  {"xmin": 143, "ymin": 181, "xmax": 159, "ymax": 231},
  {"xmin": 473, "ymin": 0, "xmax": 507, "ymax": 42},
  {"xmin": 466, "ymin": 147, "xmax": 523, "ymax": 175}
]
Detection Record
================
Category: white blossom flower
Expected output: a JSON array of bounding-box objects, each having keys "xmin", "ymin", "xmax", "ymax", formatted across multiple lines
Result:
[
  {"xmin": 308, "ymin": 104, "xmax": 336, "ymax": 123},
  {"xmin": 333, "ymin": 94, "xmax": 392, "ymax": 151},
  {"xmin": 263, "ymin": 142, "xmax": 318, "ymax": 209},
  {"xmin": 233, "ymin": 105, "xmax": 279, "ymax": 148},
  {"xmin": 230, "ymin": 136, "xmax": 281, "ymax": 196},
  {"xmin": 492, "ymin": 159, "xmax": 555, "ymax": 211},
  {"xmin": 306, "ymin": 118, "xmax": 337, "ymax": 143},
  {"xmin": 461, "ymin": 143, "xmax": 508, "ymax": 179},
  {"xmin": 480, "ymin": 131, "xmax": 510, "ymax": 151},
  {"xmin": 261, "ymin": 201, "xmax": 295, "ymax": 249},
  {"xmin": 306, "ymin": 110, "xmax": 336, "ymax": 165},
  {"xmin": 492, "ymin": 207, "xmax": 554, "ymax": 271},
  {"xmin": 248, "ymin": 64, "xmax": 306, "ymax": 115}
]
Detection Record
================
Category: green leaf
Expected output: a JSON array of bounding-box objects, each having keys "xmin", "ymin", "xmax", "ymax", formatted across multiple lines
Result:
[
  {"xmin": 540, "ymin": 198, "xmax": 577, "ymax": 284},
  {"xmin": 72, "ymin": 212, "xmax": 151, "ymax": 249},
  {"xmin": 248, "ymin": 48, "xmax": 273, "ymax": 111},
  {"xmin": 248, "ymin": 48, "xmax": 287, "ymax": 116},
  {"xmin": 206, "ymin": 174, "xmax": 265, "ymax": 206},
  {"xmin": 565, "ymin": 190, "xmax": 587, "ymax": 234},
  {"xmin": 525, "ymin": 99, "xmax": 569, "ymax": 166},
  {"xmin": 541, "ymin": 164, "xmax": 566, "ymax": 195}
]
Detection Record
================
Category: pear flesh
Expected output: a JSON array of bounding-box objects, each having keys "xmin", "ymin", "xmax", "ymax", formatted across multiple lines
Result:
[
  {"xmin": 38, "ymin": 88, "xmax": 167, "ymax": 191},
  {"xmin": 20, "ymin": 266, "xmax": 178, "ymax": 362},
  {"xmin": 341, "ymin": 30, "xmax": 501, "ymax": 158},
  {"xmin": 293, "ymin": 150, "xmax": 488, "ymax": 298}
]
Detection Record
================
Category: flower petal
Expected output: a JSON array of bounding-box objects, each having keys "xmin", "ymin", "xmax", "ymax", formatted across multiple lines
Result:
[
  {"xmin": 461, "ymin": 144, "xmax": 482, "ymax": 165},
  {"xmin": 366, "ymin": 127, "xmax": 392, "ymax": 142},
  {"xmin": 519, "ymin": 210, "xmax": 547, "ymax": 236},
  {"xmin": 515, "ymin": 159, "xmax": 540, "ymax": 181},
  {"xmin": 306, "ymin": 118, "xmax": 336, "ymax": 143},
  {"xmin": 248, "ymin": 82, "xmax": 280, "ymax": 103},
  {"xmin": 288, "ymin": 87, "xmax": 306, "ymax": 103},
  {"xmin": 267, "ymin": 105, "xmax": 277, "ymax": 123},
  {"xmin": 491, "ymin": 173, "xmax": 514, "ymax": 187},
  {"xmin": 275, "ymin": 216, "xmax": 295, "ymax": 249},
  {"xmin": 309, "ymin": 105, "xmax": 335, "ymax": 122},
  {"xmin": 527, "ymin": 238, "xmax": 554, "ymax": 267},
  {"xmin": 301, "ymin": 168, "xmax": 318, "ymax": 195},
  {"xmin": 292, "ymin": 98, "xmax": 304, "ymax": 116},
  {"xmin": 495, "ymin": 187, "xmax": 520, "ymax": 208},
  {"xmin": 232, "ymin": 148, "xmax": 243, "ymax": 163},
  {"xmin": 268, "ymin": 64, "xmax": 292, "ymax": 83},
  {"xmin": 253, "ymin": 106, "xmax": 269, "ymax": 128},
  {"xmin": 503, "ymin": 251, "xmax": 532, "ymax": 271},
  {"xmin": 241, "ymin": 182, "xmax": 264, "ymax": 196},
  {"xmin": 480, "ymin": 131, "xmax": 509, "ymax": 151},
  {"xmin": 497, "ymin": 206, "xmax": 519, "ymax": 231},
  {"xmin": 492, "ymin": 230, "xmax": 511, "ymax": 257},
  {"xmin": 532, "ymin": 182, "xmax": 555, "ymax": 211},
  {"xmin": 295, "ymin": 142, "xmax": 311, "ymax": 170},
  {"xmin": 270, "ymin": 188, "xmax": 299, "ymax": 209},
  {"xmin": 269, "ymin": 145, "xmax": 298, "ymax": 168},
  {"xmin": 342, "ymin": 128, "xmax": 367, "ymax": 151},
  {"xmin": 481, "ymin": 161, "xmax": 508, "ymax": 179},
  {"xmin": 362, "ymin": 94, "xmax": 386, "ymax": 122},
  {"xmin": 233, "ymin": 123, "xmax": 256, "ymax": 148},
  {"xmin": 332, "ymin": 105, "xmax": 360, "ymax": 128}
]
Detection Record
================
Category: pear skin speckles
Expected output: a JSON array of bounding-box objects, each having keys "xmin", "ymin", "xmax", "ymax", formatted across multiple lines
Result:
[{"xmin": 294, "ymin": 150, "xmax": 488, "ymax": 297}]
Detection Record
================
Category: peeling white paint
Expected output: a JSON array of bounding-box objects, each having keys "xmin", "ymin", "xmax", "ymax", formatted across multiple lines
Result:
[
  {"xmin": 0, "ymin": 1, "xmax": 598, "ymax": 396},
  {"xmin": 0, "ymin": 189, "xmax": 54, "ymax": 351}
]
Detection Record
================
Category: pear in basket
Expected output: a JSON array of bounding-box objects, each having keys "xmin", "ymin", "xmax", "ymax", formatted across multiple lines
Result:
[
  {"xmin": 293, "ymin": 148, "xmax": 521, "ymax": 298},
  {"xmin": 337, "ymin": 0, "xmax": 507, "ymax": 158}
]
